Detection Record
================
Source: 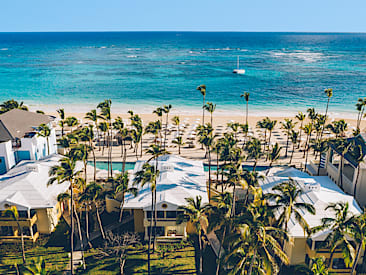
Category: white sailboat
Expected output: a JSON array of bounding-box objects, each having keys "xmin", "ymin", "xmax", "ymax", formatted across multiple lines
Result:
[{"xmin": 233, "ymin": 56, "xmax": 245, "ymax": 74}]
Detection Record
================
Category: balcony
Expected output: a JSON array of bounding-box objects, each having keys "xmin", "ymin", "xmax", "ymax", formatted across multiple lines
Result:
[
  {"xmin": 0, "ymin": 213, "xmax": 37, "ymax": 227},
  {"xmin": 0, "ymin": 232, "xmax": 39, "ymax": 244}
]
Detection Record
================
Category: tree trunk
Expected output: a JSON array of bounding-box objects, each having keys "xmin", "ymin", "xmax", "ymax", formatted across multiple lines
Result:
[
  {"xmin": 70, "ymin": 184, "xmax": 74, "ymax": 275},
  {"xmin": 47, "ymin": 137, "xmax": 50, "ymax": 155},
  {"xmin": 198, "ymin": 230, "xmax": 203, "ymax": 274},
  {"xmin": 351, "ymin": 243, "xmax": 362, "ymax": 275},
  {"xmin": 298, "ymin": 122, "xmax": 303, "ymax": 149},
  {"xmin": 92, "ymin": 148, "xmax": 96, "ymax": 182},
  {"xmin": 248, "ymin": 249, "xmax": 257, "ymax": 275},
  {"xmin": 119, "ymin": 197, "xmax": 125, "ymax": 223},
  {"xmin": 122, "ymin": 140, "xmax": 127, "ymax": 174},
  {"xmin": 208, "ymin": 147, "xmax": 212, "ymax": 200},
  {"xmin": 153, "ymin": 188, "xmax": 157, "ymax": 252},
  {"xmin": 215, "ymin": 226, "xmax": 226, "ymax": 275},
  {"xmin": 246, "ymin": 102, "xmax": 248, "ymax": 125},
  {"xmin": 96, "ymin": 205, "xmax": 105, "ymax": 239},
  {"xmin": 289, "ymin": 144, "xmax": 295, "ymax": 164},
  {"xmin": 17, "ymin": 221, "xmax": 26, "ymax": 264},
  {"xmin": 353, "ymin": 165, "xmax": 361, "ymax": 197},
  {"xmin": 73, "ymin": 203, "xmax": 85, "ymax": 269},
  {"xmin": 148, "ymin": 192, "xmax": 154, "ymax": 275},
  {"xmin": 285, "ymin": 132, "xmax": 289, "ymax": 157}
]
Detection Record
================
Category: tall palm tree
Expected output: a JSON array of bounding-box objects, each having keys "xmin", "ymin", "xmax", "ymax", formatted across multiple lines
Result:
[
  {"xmin": 57, "ymin": 108, "xmax": 65, "ymax": 137},
  {"xmin": 133, "ymin": 163, "xmax": 159, "ymax": 275},
  {"xmin": 265, "ymin": 179, "xmax": 315, "ymax": 234},
  {"xmin": 37, "ymin": 124, "xmax": 51, "ymax": 155},
  {"xmin": 153, "ymin": 107, "xmax": 164, "ymax": 140},
  {"xmin": 310, "ymin": 139, "xmax": 328, "ymax": 175},
  {"xmin": 145, "ymin": 120, "xmax": 161, "ymax": 145},
  {"xmin": 296, "ymin": 112, "xmax": 306, "ymax": 149},
  {"xmin": 177, "ymin": 195, "xmax": 208, "ymax": 274},
  {"xmin": 289, "ymin": 130, "xmax": 299, "ymax": 164},
  {"xmin": 198, "ymin": 128, "xmax": 215, "ymax": 199},
  {"xmin": 320, "ymin": 88, "xmax": 333, "ymax": 140},
  {"xmin": 78, "ymin": 126, "xmax": 96, "ymax": 181},
  {"xmin": 351, "ymin": 144, "xmax": 364, "ymax": 197},
  {"xmin": 350, "ymin": 212, "xmax": 366, "ymax": 275},
  {"xmin": 48, "ymin": 157, "xmax": 82, "ymax": 275},
  {"xmin": 245, "ymin": 137, "xmax": 263, "ymax": 171},
  {"xmin": 266, "ymin": 118, "xmax": 277, "ymax": 155},
  {"xmin": 65, "ymin": 117, "xmax": 79, "ymax": 134},
  {"xmin": 0, "ymin": 99, "xmax": 28, "ymax": 114},
  {"xmin": 172, "ymin": 136, "xmax": 184, "ymax": 155},
  {"xmin": 197, "ymin": 84, "xmax": 207, "ymax": 124},
  {"xmin": 313, "ymin": 202, "xmax": 356, "ymax": 269},
  {"xmin": 98, "ymin": 121, "xmax": 109, "ymax": 156},
  {"xmin": 355, "ymin": 98, "xmax": 366, "ymax": 133},
  {"xmin": 281, "ymin": 119, "xmax": 297, "ymax": 158},
  {"xmin": 162, "ymin": 104, "xmax": 172, "ymax": 150},
  {"xmin": 267, "ymin": 143, "xmax": 282, "ymax": 175},
  {"xmin": 332, "ymin": 139, "xmax": 351, "ymax": 190},
  {"xmin": 3, "ymin": 206, "xmax": 26, "ymax": 264},
  {"xmin": 204, "ymin": 102, "xmax": 216, "ymax": 125},
  {"xmin": 240, "ymin": 92, "xmax": 250, "ymax": 125},
  {"xmin": 114, "ymin": 172, "xmax": 138, "ymax": 222},
  {"xmin": 303, "ymin": 122, "xmax": 313, "ymax": 160},
  {"xmin": 171, "ymin": 115, "xmax": 180, "ymax": 137},
  {"xmin": 85, "ymin": 109, "xmax": 100, "ymax": 150},
  {"xmin": 69, "ymin": 144, "xmax": 89, "ymax": 184}
]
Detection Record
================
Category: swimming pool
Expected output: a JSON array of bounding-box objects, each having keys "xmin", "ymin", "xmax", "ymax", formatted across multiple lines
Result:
[{"xmin": 88, "ymin": 161, "xmax": 269, "ymax": 172}]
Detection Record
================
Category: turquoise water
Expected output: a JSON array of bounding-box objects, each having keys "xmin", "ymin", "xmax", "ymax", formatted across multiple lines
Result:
[
  {"xmin": 89, "ymin": 161, "xmax": 269, "ymax": 172},
  {"xmin": 0, "ymin": 32, "xmax": 366, "ymax": 114}
]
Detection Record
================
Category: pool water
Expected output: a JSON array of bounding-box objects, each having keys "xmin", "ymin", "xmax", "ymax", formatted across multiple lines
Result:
[{"xmin": 89, "ymin": 161, "xmax": 269, "ymax": 172}]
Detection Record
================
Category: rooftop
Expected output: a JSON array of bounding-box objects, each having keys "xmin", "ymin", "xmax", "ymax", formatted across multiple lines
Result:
[
  {"xmin": 0, "ymin": 109, "xmax": 53, "ymax": 142},
  {"xmin": 124, "ymin": 155, "xmax": 208, "ymax": 210},
  {"xmin": 0, "ymin": 154, "xmax": 70, "ymax": 211},
  {"xmin": 261, "ymin": 167, "xmax": 362, "ymax": 239}
]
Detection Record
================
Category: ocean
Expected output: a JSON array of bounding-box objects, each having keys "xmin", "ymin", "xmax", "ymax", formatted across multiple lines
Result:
[{"xmin": 0, "ymin": 32, "xmax": 365, "ymax": 117}]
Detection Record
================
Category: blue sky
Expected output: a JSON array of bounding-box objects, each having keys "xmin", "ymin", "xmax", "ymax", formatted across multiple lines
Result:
[{"xmin": 1, "ymin": 0, "xmax": 365, "ymax": 32}]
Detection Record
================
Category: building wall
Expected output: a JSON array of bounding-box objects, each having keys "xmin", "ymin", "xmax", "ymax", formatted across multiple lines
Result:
[
  {"xmin": 134, "ymin": 209, "xmax": 144, "ymax": 233},
  {"xmin": 286, "ymin": 237, "xmax": 307, "ymax": 265},
  {"xmin": 355, "ymin": 169, "xmax": 366, "ymax": 206},
  {"xmin": 0, "ymin": 141, "xmax": 15, "ymax": 173},
  {"xmin": 35, "ymin": 205, "xmax": 60, "ymax": 234}
]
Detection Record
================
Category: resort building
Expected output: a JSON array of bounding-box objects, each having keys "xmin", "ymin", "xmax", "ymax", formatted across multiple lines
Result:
[
  {"xmin": 0, "ymin": 154, "xmax": 69, "ymax": 243},
  {"xmin": 0, "ymin": 109, "xmax": 57, "ymax": 175},
  {"xmin": 261, "ymin": 167, "xmax": 363, "ymax": 273},
  {"xmin": 324, "ymin": 133, "xmax": 366, "ymax": 206},
  {"xmin": 106, "ymin": 155, "xmax": 208, "ymax": 240}
]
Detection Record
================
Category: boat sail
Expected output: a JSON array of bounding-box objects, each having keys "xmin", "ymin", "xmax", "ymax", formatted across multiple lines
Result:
[{"xmin": 233, "ymin": 56, "xmax": 245, "ymax": 74}]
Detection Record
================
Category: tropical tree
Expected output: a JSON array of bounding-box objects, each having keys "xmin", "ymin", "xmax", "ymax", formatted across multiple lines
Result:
[
  {"xmin": 171, "ymin": 115, "xmax": 180, "ymax": 137},
  {"xmin": 351, "ymin": 144, "xmax": 364, "ymax": 197},
  {"xmin": 320, "ymin": 88, "xmax": 333, "ymax": 140},
  {"xmin": 311, "ymin": 257, "xmax": 332, "ymax": 275},
  {"xmin": 281, "ymin": 119, "xmax": 297, "ymax": 158},
  {"xmin": 65, "ymin": 116, "xmax": 79, "ymax": 133},
  {"xmin": 267, "ymin": 143, "xmax": 282, "ymax": 175},
  {"xmin": 310, "ymin": 139, "xmax": 328, "ymax": 175},
  {"xmin": 133, "ymin": 163, "xmax": 160, "ymax": 275},
  {"xmin": 296, "ymin": 111, "xmax": 306, "ymax": 149},
  {"xmin": 177, "ymin": 196, "xmax": 208, "ymax": 274},
  {"xmin": 313, "ymin": 202, "xmax": 356, "ymax": 270},
  {"xmin": 265, "ymin": 179, "xmax": 315, "ymax": 234},
  {"xmin": 57, "ymin": 108, "xmax": 65, "ymax": 137},
  {"xmin": 240, "ymin": 92, "xmax": 250, "ymax": 125},
  {"xmin": 3, "ymin": 206, "xmax": 26, "ymax": 264},
  {"xmin": 172, "ymin": 136, "xmax": 184, "ymax": 155},
  {"xmin": 37, "ymin": 124, "xmax": 51, "ymax": 155},
  {"xmin": 266, "ymin": 117, "xmax": 277, "ymax": 154},
  {"xmin": 326, "ymin": 120, "xmax": 348, "ymax": 138},
  {"xmin": 245, "ymin": 137, "xmax": 263, "ymax": 171},
  {"xmin": 355, "ymin": 98, "xmax": 366, "ymax": 133},
  {"xmin": 0, "ymin": 99, "xmax": 28, "ymax": 114},
  {"xmin": 289, "ymin": 130, "xmax": 299, "ymax": 164},
  {"xmin": 331, "ymin": 139, "xmax": 351, "ymax": 190},
  {"xmin": 145, "ymin": 120, "xmax": 161, "ymax": 145},
  {"xmin": 23, "ymin": 257, "xmax": 50, "ymax": 275},
  {"xmin": 85, "ymin": 109, "xmax": 100, "ymax": 150},
  {"xmin": 162, "ymin": 104, "xmax": 172, "ymax": 150},
  {"xmin": 48, "ymin": 157, "xmax": 82, "ymax": 275},
  {"xmin": 197, "ymin": 84, "xmax": 207, "ymax": 124},
  {"xmin": 98, "ymin": 121, "xmax": 109, "ymax": 156},
  {"xmin": 204, "ymin": 102, "xmax": 216, "ymax": 125},
  {"xmin": 78, "ymin": 126, "xmax": 96, "ymax": 181}
]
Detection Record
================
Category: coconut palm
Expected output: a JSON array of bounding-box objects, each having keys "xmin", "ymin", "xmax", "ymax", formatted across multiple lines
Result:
[
  {"xmin": 162, "ymin": 104, "xmax": 172, "ymax": 150},
  {"xmin": 267, "ymin": 143, "xmax": 282, "ymax": 175},
  {"xmin": 197, "ymin": 84, "xmax": 207, "ymax": 124},
  {"xmin": 172, "ymin": 115, "xmax": 180, "ymax": 137},
  {"xmin": 326, "ymin": 120, "xmax": 348, "ymax": 138},
  {"xmin": 198, "ymin": 128, "xmax": 215, "ymax": 199},
  {"xmin": 153, "ymin": 107, "xmax": 164, "ymax": 140},
  {"xmin": 240, "ymin": 123, "xmax": 249, "ymax": 147},
  {"xmin": 85, "ymin": 109, "xmax": 100, "ymax": 150},
  {"xmin": 289, "ymin": 130, "xmax": 299, "ymax": 164},
  {"xmin": 172, "ymin": 136, "xmax": 184, "ymax": 155},
  {"xmin": 69, "ymin": 144, "xmax": 89, "ymax": 184},
  {"xmin": 245, "ymin": 137, "xmax": 263, "ymax": 171},
  {"xmin": 78, "ymin": 126, "xmax": 96, "ymax": 181},
  {"xmin": 265, "ymin": 179, "xmax": 315, "ymax": 234},
  {"xmin": 313, "ymin": 202, "xmax": 356, "ymax": 270},
  {"xmin": 0, "ymin": 99, "xmax": 28, "ymax": 114},
  {"xmin": 296, "ymin": 112, "xmax": 306, "ymax": 149},
  {"xmin": 133, "ymin": 163, "xmax": 159, "ymax": 275},
  {"xmin": 311, "ymin": 257, "xmax": 332, "ymax": 275},
  {"xmin": 307, "ymin": 107, "xmax": 317, "ymax": 124},
  {"xmin": 303, "ymin": 122, "xmax": 313, "ymax": 159},
  {"xmin": 57, "ymin": 108, "xmax": 65, "ymax": 137},
  {"xmin": 177, "ymin": 195, "xmax": 208, "ymax": 274},
  {"xmin": 227, "ymin": 121, "xmax": 240, "ymax": 142},
  {"xmin": 320, "ymin": 88, "xmax": 333, "ymax": 139},
  {"xmin": 145, "ymin": 120, "xmax": 161, "ymax": 145},
  {"xmin": 310, "ymin": 139, "xmax": 328, "ymax": 175},
  {"xmin": 355, "ymin": 98, "xmax": 366, "ymax": 133},
  {"xmin": 351, "ymin": 144, "xmax": 364, "ymax": 197},
  {"xmin": 281, "ymin": 119, "xmax": 297, "ymax": 158},
  {"xmin": 98, "ymin": 121, "xmax": 109, "ymax": 156},
  {"xmin": 266, "ymin": 118, "xmax": 277, "ymax": 154},
  {"xmin": 65, "ymin": 117, "xmax": 79, "ymax": 133},
  {"xmin": 204, "ymin": 102, "xmax": 216, "ymax": 125},
  {"xmin": 3, "ymin": 206, "xmax": 26, "ymax": 264},
  {"xmin": 37, "ymin": 124, "xmax": 51, "ymax": 155},
  {"xmin": 23, "ymin": 257, "xmax": 50, "ymax": 275},
  {"xmin": 240, "ymin": 92, "xmax": 250, "ymax": 125},
  {"xmin": 349, "ymin": 212, "xmax": 366, "ymax": 274},
  {"xmin": 331, "ymin": 139, "xmax": 352, "ymax": 190},
  {"xmin": 48, "ymin": 157, "xmax": 82, "ymax": 275}
]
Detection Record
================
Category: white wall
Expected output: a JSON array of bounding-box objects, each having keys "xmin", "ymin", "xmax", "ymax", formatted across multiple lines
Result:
[{"xmin": 0, "ymin": 141, "xmax": 15, "ymax": 172}]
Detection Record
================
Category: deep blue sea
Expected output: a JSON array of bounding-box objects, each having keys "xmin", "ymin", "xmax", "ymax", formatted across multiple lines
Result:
[{"xmin": 0, "ymin": 32, "xmax": 365, "ymax": 116}]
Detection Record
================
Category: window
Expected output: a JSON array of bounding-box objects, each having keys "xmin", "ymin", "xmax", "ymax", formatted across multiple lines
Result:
[
  {"xmin": 146, "ymin": 211, "xmax": 152, "ymax": 219},
  {"xmin": 332, "ymin": 258, "xmax": 346, "ymax": 269},
  {"xmin": 166, "ymin": 211, "xmax": 177, "ymax": 219},
  {"xmin": 157, "ymin": 211, "xmax": 164, "ymax": 219}
]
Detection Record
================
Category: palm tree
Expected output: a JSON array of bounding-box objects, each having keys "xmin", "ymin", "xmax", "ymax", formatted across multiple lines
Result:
[
  {"xmin": 281, "ymin": 119, "xmax": 297, "ymax": 158},
  {"xmin": 172, "ymin": 115, "xmax": 180, "ymax": 137},
  {"xmin": 57, "ymin": 108, "xmax": 65, "ymax": 137},
  {"xmin": 114, "ymin": 172, "xmax": 138, "ymax": 222},
  {"xmin": 162, "ymin": 104, "xmax": 172, "ymax": 150},
  {"xmin": 204, "ymin": 102, "xmax": 216, "ymax": 125},
  {"xmin": 85, "ymin": 109, "xmax": 100, "ymax": 150},
  {"xmin": 310, "ymin": 139, "xmax": 328, "ymax": 175},
  {"xmin": 265, "ymin": 179, "xmax": 315, "ymax": 234},
  {"xmin": 153, "ymin": 107, "xmax": 164, "ymax": 140},
  {"xmin": 0, "ymin": 99, "xmax": 28, "ymax": 114},
  {"xmin": 177, "ymin": 195, "xmax": 208, "ymax": 274},
  {"xmin": 3, "ymin": 205, "xmax": 26, "ymax": 264},
  {"xmin": 198, "ymin": 128, "xmax": 215, "ymax": 199},
  {"xmin": 355, "ymin": 98, "xmax": 366, "ymax": 133},
  {"xmin": 332, "ymin": 139, "xmax": 351, "ymax": 190},
  {"xmin": 311, "ymin": 257, "xmax": 332, "ymax": 275},
  {"xmin": 78, "ymin": 126, "xmax": 96, "ymax": 181},
  {"xmin": 65, "ymin": 117, "xmax": 79, "ymax": 133},
  {"xmin": 37, "ymin": 124, "xmax": 51, "ymax": 155},
  {"xmin": 98, "ymin": 121, "xmax": 109, "ymax": 156},
  {"xmin": 172, "ymin": 136, "xmax": 184, "ymax": 155},
  {"xmin": 197, "ymin": 84, "xmax": 207, "ymax": 124},
  {"xmin": 349, "ymin": 211, "xmax": 366, "ymax": 275},
  {"xmin": 245, "ymin": 137, "xmax": 263, "ymax": 171},
  {"xmin": 133, "ymin": 163, "xmax": 159, "ymax": 275},
  {"xmin": 289, "ymin": 130, "xmax": 299, "ymax": 164},
  {"xmin": 227, "ymin": 121, "xmax": 240, "ymax": 142},
  {"xmin": 206, "ymin": 192, "xmax": 233, "ymax": 275},
  {"xmin": 48, "ymin": 157, "xmax": 82, "ymax": 275},
  {"xmin": 240, "ymin": 92, "xmax": 250, "ymax": 125},
  {"xmin": 266, "ymin": 118, "xmax": 277, "ymax": 155},
  {"xmin": 145, "ymin": 120, "xmax": 161, "ymax": 145},
  {"xmin": 240, "ymin": 123, "xmax": 249, "ymax": 147},
  {"xmin": 320, "ymin": 88, "xmax": 333, "ymax": 140},
  {"xmin": 303, "ymin": 122, "xmax": 313, "ymax": 161},
  {"xmin": 23, "ymin": 257, "xmax": 50, "ymax": 275},
  {"xmin": 313, "ymin": 202, "xmax": 356, "ymax": 270},
  {"xmin": 296, "ymin": 111, "xmax": 306, "ymax": 149},
  {"xmin": 351, "ymin": 144, "xmax": 364, "ymax": 198},
  {"xmin": 267, "ymin": 143, "xmax": 282, "ymax": 175}
]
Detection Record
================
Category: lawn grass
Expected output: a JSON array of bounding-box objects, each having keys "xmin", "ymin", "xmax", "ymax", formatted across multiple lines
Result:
[{"xmin": 81, "ymin": 244, "xmax": 197, "ymax": 274}]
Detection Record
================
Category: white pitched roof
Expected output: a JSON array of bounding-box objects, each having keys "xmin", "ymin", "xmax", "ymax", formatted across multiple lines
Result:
[
  {"xmin": 260, "ymin": 167, "xmax": 362, "ymax": 239},
  {"xmin": 0, "ymin": 154, "xmax": 70, "ymax": 211},
  {"xmin": 124, "ymin": 155, "xmax": 208, "ymax": 210}
]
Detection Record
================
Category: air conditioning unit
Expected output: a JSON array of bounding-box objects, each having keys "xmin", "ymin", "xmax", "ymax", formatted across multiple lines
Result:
[
  {"xmin": 304, "ymin": 182, "xmax": 321, "ymax": 192},
  {"xmin": 26, "ymin": 165, "xmax": 38, "ymax": 173}
]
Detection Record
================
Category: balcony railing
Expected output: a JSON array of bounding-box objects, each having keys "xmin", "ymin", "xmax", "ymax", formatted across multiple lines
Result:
[
  {"xmin": 0, "ymin": 214, "xmax": 37, "ymax": 227},
  {"xmin": 0, "ymin": 232, "xmax": 39, "ymax": 243}
]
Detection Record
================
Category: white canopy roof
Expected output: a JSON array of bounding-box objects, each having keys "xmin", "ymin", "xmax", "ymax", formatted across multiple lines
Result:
[
  {"xmin": 260, "ymin": 167, "xmax": 362, "ymax": 239},
  {"xmin": 124, "ymin": 155, "xmax": 208, "ymax": 211},
  {"xmin": 0, "ymin": 154, "xmax": 71, "ymax": 211}
]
